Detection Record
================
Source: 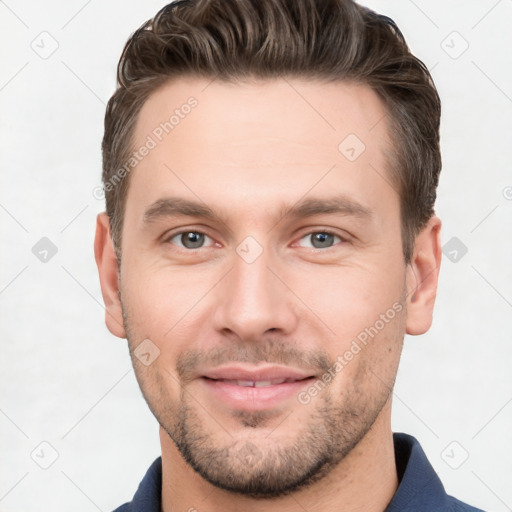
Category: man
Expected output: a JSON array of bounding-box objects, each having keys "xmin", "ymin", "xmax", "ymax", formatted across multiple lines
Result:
[{"xmin": 94, "ymin": 0, "xmax": 485, "ymax": 510}]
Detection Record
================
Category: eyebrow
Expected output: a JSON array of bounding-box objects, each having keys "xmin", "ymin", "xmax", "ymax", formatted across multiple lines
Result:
[
  {"xmin": 142, "ymin": 195, "xmax": 373, "ymax": 226},
  {"xmin": 284, "ymin": 196, "xmax": 373, "ymax": 220},
  {"xmin": 143, "ymin": 198, "xmax": 218, "ymax": 225}
]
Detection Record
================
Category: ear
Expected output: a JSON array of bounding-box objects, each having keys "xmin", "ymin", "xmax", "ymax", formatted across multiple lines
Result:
[
  {"xmin": 405, "ymin": 216, "xmax": 442, "ymax": 336},
  {"xmin": 94, "ymin": 213, "xmax": 126, "ymax": 338}
]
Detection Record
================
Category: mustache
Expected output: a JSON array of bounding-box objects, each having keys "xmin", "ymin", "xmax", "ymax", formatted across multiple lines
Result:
[{"xmin": 176, "ymin": 339, "xmax": 333, "ymax": 383}]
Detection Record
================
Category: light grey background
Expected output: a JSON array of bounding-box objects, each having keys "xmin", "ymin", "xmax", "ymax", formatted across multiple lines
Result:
[{"xmin": 1, "ymin": 1, "xmax": 511, "ymax": 511}]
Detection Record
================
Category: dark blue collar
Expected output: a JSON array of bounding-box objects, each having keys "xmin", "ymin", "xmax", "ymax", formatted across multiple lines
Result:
[
  {"xmin": 385, "ymin": 433, "xmax": 483, "ymax": 511},
  {"xmin": 112, "ymin": 433, "xmax": 484, "ymax": 511}
]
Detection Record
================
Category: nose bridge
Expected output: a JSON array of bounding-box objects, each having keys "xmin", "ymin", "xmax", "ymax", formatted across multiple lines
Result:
[{"xmin": 213, "ymin": 245, "xmax": 296, "ymax": 338}]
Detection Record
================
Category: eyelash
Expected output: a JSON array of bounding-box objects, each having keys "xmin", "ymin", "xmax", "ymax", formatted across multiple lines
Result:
[
  {"xmin": 295, "ymin": 229, "xmax": 345, "ymax": 249},
  {"xmin": 164, "ymin": 230, "xmax": 216, "ymax": 249},
  {"xmin": 163, "ymin": 228, "xmax": 347, "ymax": 251}
]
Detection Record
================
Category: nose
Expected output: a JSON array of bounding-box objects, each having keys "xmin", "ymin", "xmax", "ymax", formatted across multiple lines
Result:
[{"xmin": 212, "ymin": 247, "xmax": 298, "ymax": 341}]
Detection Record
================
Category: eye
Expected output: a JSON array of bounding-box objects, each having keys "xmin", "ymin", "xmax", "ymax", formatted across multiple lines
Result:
[
  {"xmin": 297, "ymin": 231, "xmax": 343, "ymax": 249},
  {"xmin": 168, "ymin": 231, "xmax": 214, "ymax": 249}
]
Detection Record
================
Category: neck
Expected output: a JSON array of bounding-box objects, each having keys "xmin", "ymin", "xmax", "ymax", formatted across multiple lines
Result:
[{"xmin": 160, "ymin": 406, "xmax": 398, "ymax": 512}]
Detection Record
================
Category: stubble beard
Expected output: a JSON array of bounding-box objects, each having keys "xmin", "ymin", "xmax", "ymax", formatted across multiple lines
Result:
[
  {"xmin": 162, "ymin": 387, "xmax": 386, "ymax": 498},
  {"xmin": 121, "ymin": 300, "xmax": 402, "ymax": 499}
]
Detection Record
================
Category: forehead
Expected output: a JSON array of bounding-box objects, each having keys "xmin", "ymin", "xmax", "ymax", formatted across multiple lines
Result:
[
  {"xmin": 126, "ymin": 77, "xmax": 396, "ymax": 225},
  {"xmin": 134, "ymin": 76, "xmax": 390, "ymax": 152}
]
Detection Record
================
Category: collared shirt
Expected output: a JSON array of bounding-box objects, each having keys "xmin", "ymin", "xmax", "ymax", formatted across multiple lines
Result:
[{"xmin": 112, "ymin": 433, "xmax": 485, "ymax": 511}]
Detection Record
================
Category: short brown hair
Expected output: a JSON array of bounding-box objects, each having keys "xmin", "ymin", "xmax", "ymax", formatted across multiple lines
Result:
[{"xmin": 102, "ymin": 0, "xmax": 441, "ymax": 264}]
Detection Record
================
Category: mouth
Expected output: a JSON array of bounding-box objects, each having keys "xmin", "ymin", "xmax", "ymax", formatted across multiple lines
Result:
[
  {"xmin": 200, "ymin": 365, "xmax": 315, "ymax": 382},
  {"xmin": 198, "ymin": 366, "xmax": 317, "ymax": 410},
  {"xmin": 202, "ymin": 377, "xmax": 313, "ymax": 387}
]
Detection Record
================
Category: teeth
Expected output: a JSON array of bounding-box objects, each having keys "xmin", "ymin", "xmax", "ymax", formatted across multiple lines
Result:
[
  {"xmin": 229, "ymin": 378, "xmax": 289, "ymax": 387},
  {"xmin": 254, "ymin": 380, "xmax": 272, "ymax": 387},
  {"xmin": 236, "ymin": 380, "xmax": 255, "ymax": 387},
  {"xmin": 270, "ymin": 378, "xmax": 287, "ymax": 385}
]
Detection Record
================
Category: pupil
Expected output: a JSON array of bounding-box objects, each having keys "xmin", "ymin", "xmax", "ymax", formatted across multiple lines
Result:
[
  {"xmin": 312, "ymin": 232, "xmax": 333, "ymax": 248},
  {"xmin": 182, "ymin": 232, "xmax": 204, "ymax": 248}
]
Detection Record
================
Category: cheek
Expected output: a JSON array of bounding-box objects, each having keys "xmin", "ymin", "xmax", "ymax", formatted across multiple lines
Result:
[
  {"xmin": 327, "ymin": 301, "xmax": 406, "ymax": 405},
  {"xmin": 120, "ymin": 269, "xmax": 203, "ymax": 403},
  {"xmin": 279, "ymin": 261, "xmax": 405, "ymax": 339},
  {"xmin": 120, "ymin": 265, "xmax": 215, "ymax": 352},
  {"xmin": 283, "ymin": 261, "xmax": 407, "ymax": 391}
]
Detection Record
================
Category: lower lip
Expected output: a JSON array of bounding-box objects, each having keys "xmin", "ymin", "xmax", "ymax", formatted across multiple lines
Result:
[{"xmin": 200, "ymin": 378, "xmax": 314, "ymax": 410}]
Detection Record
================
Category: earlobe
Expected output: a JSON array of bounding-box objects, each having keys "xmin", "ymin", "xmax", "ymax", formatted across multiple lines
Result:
[
  {"xmin": 405, "ymin": 216, "xmax": 442, "ymax": 336},
  {"xmin": 94, "ymin": 213, "xmax": 126, "ymax": 339}
]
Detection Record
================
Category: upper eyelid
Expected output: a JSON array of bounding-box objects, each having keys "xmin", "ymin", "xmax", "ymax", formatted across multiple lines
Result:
[
  {"xmin": 294, "ymin": 230, "xmax": 345, "ymax": 248},
  {"xmin": 294, "ymin": 227, "xmax": 350, "ymax": 242},
  {"xmin": 163, "ymin": 226, "xmax": 215, "ymax": 240},
  {"xmin": 299, "ymin": 228, "xmax": 341, "ymax": 237},
  {"xmin": 166, "ymin": 230, "xmax": 216, "ymax": 247},
  {"xmin": 162, "ymin": 227, "xmax": 349, "ymax": 247}
]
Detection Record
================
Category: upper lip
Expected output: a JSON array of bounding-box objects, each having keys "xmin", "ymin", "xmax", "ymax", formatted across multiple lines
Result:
[{"xmin": 201, "ymin": 365, "xmax": 315, "ymax": 382}]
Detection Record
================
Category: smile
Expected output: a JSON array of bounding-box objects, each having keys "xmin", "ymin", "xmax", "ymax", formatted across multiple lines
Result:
[{"xmin": 206, "ymin": 377, "xmax": 305, "ymax": 387}]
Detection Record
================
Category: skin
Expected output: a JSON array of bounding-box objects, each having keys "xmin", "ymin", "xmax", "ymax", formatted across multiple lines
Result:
[{"xmin": 95, "ymin": 77, "xmax": 442, "ymax": 512}]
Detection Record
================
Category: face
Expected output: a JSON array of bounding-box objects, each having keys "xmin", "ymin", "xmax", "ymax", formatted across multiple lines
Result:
[{"xmin": 95, "ymin": 77, "xmax": 440, "ymax": 498}]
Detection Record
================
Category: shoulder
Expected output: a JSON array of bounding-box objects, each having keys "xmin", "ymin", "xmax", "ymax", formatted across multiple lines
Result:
[
  {"xmin": 111, "ymin": 505, "xmax": 130, "ymax": 512},
  {"xmin": 447, "ymin": 496, "xmax": 487, "ymax": 512},
  {"xmin": 389, "ymin": 434, "xmax": 488, "ymax": 512},
  {"xmin": 109, "ymin": 457, "xmax": 162, "ymax": 512}
]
